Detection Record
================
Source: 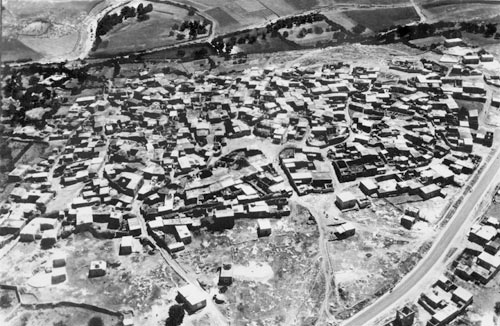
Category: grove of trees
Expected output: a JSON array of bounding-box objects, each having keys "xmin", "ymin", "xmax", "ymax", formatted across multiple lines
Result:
[{"xmin": 93, "ymin": 3, "xmax": 154, "ymax": 51}]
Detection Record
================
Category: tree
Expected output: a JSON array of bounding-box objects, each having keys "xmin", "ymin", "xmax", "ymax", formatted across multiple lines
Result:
[
  {"xmin": 165, "ymin": 304, "xmax": 185, "ymax": 326},
  {"xmin": 495, "ymin": 302, "xmax": 500, "ymax": 315},
  {"xmin": 88, "ymin": 316, "xmax": 104, "ymax": 326},
  {"xmin": 352, "ymin": 24, "xmax": 366, "ymax": 35},
  {"xmin": 0, "ymin": 293, "xmax": 12, "ymax": 308},
  {"xmin": 314, "ymin": 26, "xmax": 323, "ymax": 34},
  {"xmin": 193, "ymin": 48, "xmax": 208, "ymax": 59},
  {"xmin": 172, "ymin": 23, "xmax": 179, "ymax": 30},
  {"xmin": 28, "ymin": 75, "xmax": 40, "ymax": 85},
  {"xmin": 282, "ymin": 31, "xmax": 289, "ymax": 38},
  {"xmin": 188, "ymin": 7, "xmax": 195, "ymax": 16}
]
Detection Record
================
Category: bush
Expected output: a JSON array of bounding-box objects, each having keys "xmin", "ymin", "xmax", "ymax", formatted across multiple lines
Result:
[
  {"xmin": 314, "ymin": 26, "xmax": 324, "ymax": 34},
  {"xmin": 165, "ymin": 304, "xmax": 185, "ymax": 326},
  {"xmin": 88, "ymin": 316, "xmax": 104, "ymax": 326},
  {"xmin": 352, "ymin": 24, "xmax": 366, "ymax": 35},
  {"xmin": 495, "ymin": 302, "xmax": 500, "ymax": 315},
  {"xmin": 0, "ymin": 293, "xmax": 12, "ymax": 308}
]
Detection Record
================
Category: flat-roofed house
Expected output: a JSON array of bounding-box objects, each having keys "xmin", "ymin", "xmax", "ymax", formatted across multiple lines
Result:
[
  {"xmin": 177, "ymin": 284, "xmax": 207, "ymax": 313},
  {"xmin": 335, "ymin": 191, "xmax": 356, "ymax": 210}
]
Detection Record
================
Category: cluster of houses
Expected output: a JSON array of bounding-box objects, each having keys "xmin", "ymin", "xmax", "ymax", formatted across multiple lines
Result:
[
  {"xmin": 452, "ymin": 217, "xmax": 500, "ymax": 284},
  {"xmin": 1, "ymin": 42, "xmax": 495, "ymax": 253},
  {"xmin": 418, "ymin": 275, "xmax": 473, "ymax": 326},
  {"xmin": 0, "ymin": 34, "xmax": 498, "ymax": 321},
  {"xmin": 280, "ymin": 147, "xmax": 334, "ymax": 195}
]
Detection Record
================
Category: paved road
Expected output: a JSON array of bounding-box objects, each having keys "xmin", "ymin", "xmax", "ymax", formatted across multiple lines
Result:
[{"xmin": 343, "ymin": 148, "xmax": 500, "ymax": 326}]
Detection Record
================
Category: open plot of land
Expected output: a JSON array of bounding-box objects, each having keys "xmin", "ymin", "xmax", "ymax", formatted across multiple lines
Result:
[
  {"xmin": 7, "ymin": 307, "xmax": 121, "ymax": 326},
  {"xmin": 2, "ymin": 0, "xmax": 100, "ymax": 62},
  {"xmin": 0, "ymin": 233, "xmax": 185, "ymax": 325},
  {"xmin": 297, "ymin": 193, "xmax": 436, "ymax": 320},
  {"xmin": 175, "ymin": 202, "xmax": 321, "ymax": 325},
  {"xmin": 344, "ymin": 7, "xmax": 420, "ymax": 32}
]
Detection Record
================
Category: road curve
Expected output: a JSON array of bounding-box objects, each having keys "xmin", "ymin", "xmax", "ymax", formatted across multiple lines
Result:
[{"xmin": 343, "ymin": 147, "xmax": 500, "ymax": 326}]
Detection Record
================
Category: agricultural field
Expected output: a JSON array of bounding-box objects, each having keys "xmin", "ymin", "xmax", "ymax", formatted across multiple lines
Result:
[
  {"xmin": 92, "ymin": 0, "xmax": 210, "ymax": 56},
  {"xmin": 2, "ymin": 0, "xmax": 101, "ymax": 62},
  {"xmin": 0, "ymin": 232, "xmax": 185, "ymax": 326},
  {"xmin": 0, "ymin": 39, "xmax": 42, "ymax": 62},
  {"xmin": 344, "ymin": 6, "xmax": 420, "ymax": 32},
  {"xmin": 173, "ymin": 0, "xmax": 417, "ymax": 35},
  {"xmin": 417, "ymin": 0, "xmax": 500, "ymax": 22}
]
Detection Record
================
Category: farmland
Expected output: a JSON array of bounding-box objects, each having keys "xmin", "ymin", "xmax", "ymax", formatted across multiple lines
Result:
[
  {"xmin": 1, "ymin": 38, "xmax": 42, "ymax": 63},
  {"xmin": 344, "ymin": 6, "xmax": 420, "ymax": 32},
  {"xmin": 417, "ymin": 0, "xmax": 500, "ymax": 22}
]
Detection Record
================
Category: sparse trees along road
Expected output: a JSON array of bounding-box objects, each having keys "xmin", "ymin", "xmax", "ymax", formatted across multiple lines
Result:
[{"xmin": 343, "ymin": 145, "xmax": 500, "ymax": 326}]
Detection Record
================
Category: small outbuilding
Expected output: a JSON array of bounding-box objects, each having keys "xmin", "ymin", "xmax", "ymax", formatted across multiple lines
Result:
[
  {"xmin": 219, "ymin": 263, "xmax": 233, "ymax": 286},
  {"xmin": 89, "ymin": 260, "xmax": 107, "ymax": 278},
  {"xmin": 120, "ymin": 236, "xmax": 133, "ymax": 255},
  {"xmin": 257, "ymin": 219, "xmax": 272, "ymax": 237},
  {"xmin": 51, "ymin": 267, "xmax": 67, "ymax": 284}
]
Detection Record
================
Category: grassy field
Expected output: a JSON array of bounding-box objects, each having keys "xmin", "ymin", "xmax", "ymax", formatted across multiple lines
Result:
[
  {"xmin": 344, "ymin": 6, "xmax": 419, "ymax": 31},
  {"xmin": 93, "ymin": 1, "xmax": 209, "ymax": 56}
]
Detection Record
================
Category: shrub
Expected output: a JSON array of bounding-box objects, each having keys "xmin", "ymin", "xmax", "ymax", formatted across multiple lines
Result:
[
  {"xmin": 495, "ymin": 302, "xmax": 500, "ymax": 315},
  {"xmin": 0, "ymin": 293, "xmax": 12, "ymax": 308},
  {"xmin": 88, "ymin": 316, "xmax": 104, "ymax": 326},
  {"xmin": 165, "ymin": 305, "xmax": 185, "ymax": 326}
]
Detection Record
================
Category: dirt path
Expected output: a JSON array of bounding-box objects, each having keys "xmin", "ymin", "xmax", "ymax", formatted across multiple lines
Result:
[
  {"xmin": 410, "ymin": 0, "xmax": 427, "ymax": 23},
  {"xmin": 292, "ymin": 197, "xmax": 338, "ymax": 325}
]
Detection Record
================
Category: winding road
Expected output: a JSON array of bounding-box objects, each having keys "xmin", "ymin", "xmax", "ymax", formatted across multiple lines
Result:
[{"xmin": 343, "ymin": 144, "xmax": 500, "ymax": 326}]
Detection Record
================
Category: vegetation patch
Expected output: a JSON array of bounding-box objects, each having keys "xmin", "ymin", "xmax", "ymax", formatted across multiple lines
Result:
[{"xmin": 92, "ymin": 1, "xmax": 210, "ymax": 57}]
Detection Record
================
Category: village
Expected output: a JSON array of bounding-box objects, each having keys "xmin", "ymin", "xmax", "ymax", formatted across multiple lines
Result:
[{"xmin": 1, "ymin": 36, "xmax": 500, "ymax": 326}]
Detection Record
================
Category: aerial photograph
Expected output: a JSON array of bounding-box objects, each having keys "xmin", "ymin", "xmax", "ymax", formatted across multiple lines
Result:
[{"xmin": 1, "ymin": 0, "xmax": 500, "ymax": 325}]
